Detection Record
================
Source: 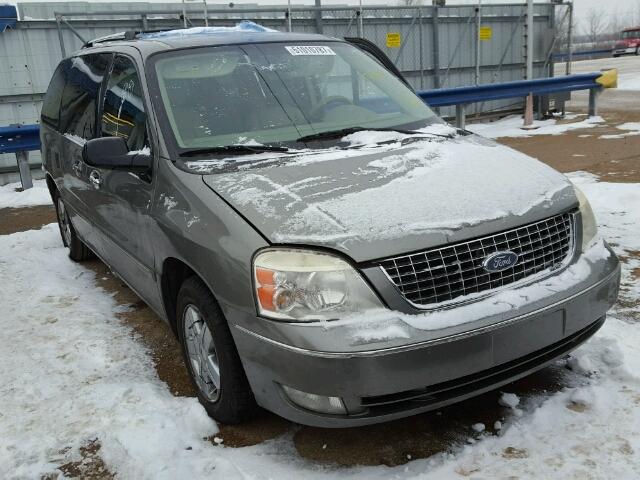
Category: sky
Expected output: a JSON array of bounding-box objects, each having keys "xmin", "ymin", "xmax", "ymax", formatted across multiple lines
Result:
[{"xmin": 11, "ymin": 0, "xmax": 640, "ymax": 29}]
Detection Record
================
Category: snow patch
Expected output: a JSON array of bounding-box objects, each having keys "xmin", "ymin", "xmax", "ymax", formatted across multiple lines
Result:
[
  {"xmin": 471, "ymin": 423, "xmax": 486, "ymax": 433},
  {"xmin": 499, "ymin": 392, "xmax": 520, "ymax": 409},
  {"xmin": 0, "ymin": 179, "xmax": 51, "ymax": 208},
  {"xmin": 0, "ymin": 226, "xmax": 220, "ymax": 479},
  {"xmin": 467, "ymin": 114, "xmax": 606, "ymax": 139},
  {"xmin": 63, "ymin": 133, "xmax": 86, "ymax": 145},
  {"xmin": 127, "ymin": 146, "xmax": 151, "ymax": 156}
]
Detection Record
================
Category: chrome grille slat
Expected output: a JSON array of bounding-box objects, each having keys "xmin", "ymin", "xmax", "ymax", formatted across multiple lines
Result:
[{"xmin": 378, "ymin": 213, "xmax": 575, "ymax": 307}]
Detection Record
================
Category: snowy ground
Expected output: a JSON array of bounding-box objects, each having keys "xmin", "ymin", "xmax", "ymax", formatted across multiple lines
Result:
[
  {"xmin": 1, "ymin": 174, "xmax": 639, "ymax": 478},
  {"xmin": 467, "ymin": 113, "xmax": 640, "ymax": 142},
  {"xmin": 0, "ymin": 179, "xmax": 50, "ymax": 208},
  {"xmin": 466, "ymin": 114, "xmax": 606, "ymax": 139}
]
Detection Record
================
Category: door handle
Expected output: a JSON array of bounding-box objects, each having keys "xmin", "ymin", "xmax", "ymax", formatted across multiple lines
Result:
[
  {"xmin": 72, "ymin": 159, "xmax": 82, "ymax": 174},
  {"xmin": 89, "ymin": 170, "xmax": 102, "ymax": 189}
]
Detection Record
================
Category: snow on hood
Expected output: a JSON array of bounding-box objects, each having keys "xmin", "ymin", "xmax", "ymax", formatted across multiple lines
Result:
[{"xmin": 202, "ymin": 133, "xmax": 577, "ymax": 262}]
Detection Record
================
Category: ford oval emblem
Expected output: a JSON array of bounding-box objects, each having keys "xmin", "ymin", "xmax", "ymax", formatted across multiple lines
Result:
[{"xmin": 483, "ymin": 251, "xmax": 519, "ymax": 273}]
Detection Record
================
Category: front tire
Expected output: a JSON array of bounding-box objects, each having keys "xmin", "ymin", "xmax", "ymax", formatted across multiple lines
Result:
[
  {"xmin": 177, "ymin": 276, "xmax": 258, "ymax": 424},
  {"xmin": 55, "ymin": 194, "xmax": 93, "ymax": 261}
]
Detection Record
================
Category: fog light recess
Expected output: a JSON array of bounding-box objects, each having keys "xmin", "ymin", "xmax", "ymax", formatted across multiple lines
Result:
[{"xmin": 281, "ymin": 385, "xmax": 347, "ymax": 415}]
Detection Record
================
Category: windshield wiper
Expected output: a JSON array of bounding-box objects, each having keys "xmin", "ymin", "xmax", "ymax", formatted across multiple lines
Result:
[
  {"xmin": 295, "ymin": 126, "xmax": 451, "ymax": 143},
  {"xmin": 179, "ymin": 144, "xmax": 289, "ymax": 157}
]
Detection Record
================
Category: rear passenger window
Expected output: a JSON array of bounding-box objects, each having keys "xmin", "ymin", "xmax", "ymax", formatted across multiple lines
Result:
[
  {"xmin": 41, "ymin": 63, "xmax": 66, "ymax": 129},
  {"xmin": 101, "ymin": 55, "xmax": 148, "ymax": 151},
  {"xmin": 59, "ymin": 54, "xmax": 111, "ymax": 140}
]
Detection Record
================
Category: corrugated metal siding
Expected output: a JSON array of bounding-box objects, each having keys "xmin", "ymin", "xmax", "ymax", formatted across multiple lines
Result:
[{"xmin": 1, "ymin": 2, "xmax": 557, "ymax": 182}]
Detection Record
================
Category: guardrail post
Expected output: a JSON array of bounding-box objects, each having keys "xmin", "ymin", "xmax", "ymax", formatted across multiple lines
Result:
[
  {"xmin": 16, "ymin": 151, "xmax": 33, "ymax": 190},
  {"xmin": 588, "ymin": 88, "xmax": 600, "ymax": 117},
  {"xmin": 455, "ymin": 104, "xmax": 466, "ymax": 129}
]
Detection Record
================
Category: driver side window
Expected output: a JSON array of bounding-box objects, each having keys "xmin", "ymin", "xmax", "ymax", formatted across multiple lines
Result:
[{"xmin": 101, "ymin": 55, "xmax": 148, "ymax": 152}]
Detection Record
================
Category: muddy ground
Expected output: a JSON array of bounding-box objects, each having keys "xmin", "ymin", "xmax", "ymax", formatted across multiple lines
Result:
[
  {"xmin": 2, "ymin": 109, "xmax": 639, "ymax": 473},
  {"xmin": 500, "ymin": 110, "xmax": 640, "ymax": 183}
]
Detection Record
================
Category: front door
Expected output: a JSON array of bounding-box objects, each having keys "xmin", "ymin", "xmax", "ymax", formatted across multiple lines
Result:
[
  {"xmin": 89, "ymin": 53, "xmax": 163, "ymax": 312},
  {"xmin": 58, "ymin": 53, "xmax": 112, "ymax": 256}
]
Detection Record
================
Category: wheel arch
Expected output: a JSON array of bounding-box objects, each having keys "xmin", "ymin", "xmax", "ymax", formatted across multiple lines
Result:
[
  {"xmin": 160, "ymin": 256, "xmax": 218, "ymax": 335},
  {"xmin": 45, "ymin": 173, "xmax": 58, "ymax": 201}
]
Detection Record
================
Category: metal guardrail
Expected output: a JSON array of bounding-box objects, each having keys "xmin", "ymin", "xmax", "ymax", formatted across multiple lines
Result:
[
  {"xmin": 417, "ymin": 72, "xmax": 611, "ymax": 128},
  {"xmin": 552, "ymin": 49, "xmax": 612, "ymax": 62},
  {"xmin": 0, "ymin": 124, "xmax": 40, "ymax": 189},
  {"xmin": 0, "ymin": 71, "xmax": 616, "ymax": 189}
]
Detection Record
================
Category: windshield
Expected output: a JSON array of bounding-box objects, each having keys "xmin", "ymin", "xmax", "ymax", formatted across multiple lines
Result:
[
  {"xmin": 148, "ymin": 41, "xmax": 438, "ymax": 154},
  {"xmin": 622, "ymin": 30, "xmax": 640, "ymax": 39}
]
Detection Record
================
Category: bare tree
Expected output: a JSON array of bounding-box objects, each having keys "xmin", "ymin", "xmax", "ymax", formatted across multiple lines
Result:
[
  {"xmin": 608, "ymin": 10, "xmax": 623, "ymax": 36},
  {"xmin": 555, "ymin": 4, "xmax": 576, "ymax": 51},
  {"xmin": 584, "ymin": 8, "xmax": 606, "ymax": 46}
]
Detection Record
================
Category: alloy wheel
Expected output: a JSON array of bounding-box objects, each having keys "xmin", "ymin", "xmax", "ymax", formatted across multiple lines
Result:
[{"xmin": 183, "ymin": 304, "xmax": 221, "ymax": 402}]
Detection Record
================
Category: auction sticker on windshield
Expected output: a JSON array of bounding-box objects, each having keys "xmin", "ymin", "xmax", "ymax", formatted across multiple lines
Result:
[{"xmin": 285, "ymin": 46, "xmax": 336, "ymax": 56}]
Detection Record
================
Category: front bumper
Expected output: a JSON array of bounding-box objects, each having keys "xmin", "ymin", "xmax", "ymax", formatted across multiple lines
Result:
[
  {"xmin": 614, "ymin": 47, "xmax": 637, "ymax": 55},
  {"xmin": 228, "ymin": 244, "xmax": 620, "ymax": 428}
]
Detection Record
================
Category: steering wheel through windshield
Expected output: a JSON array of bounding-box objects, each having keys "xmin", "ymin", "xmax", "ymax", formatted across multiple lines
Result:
[{"xmin": 308, "ymin": 95, "xmax": 353, "ymax": 121}]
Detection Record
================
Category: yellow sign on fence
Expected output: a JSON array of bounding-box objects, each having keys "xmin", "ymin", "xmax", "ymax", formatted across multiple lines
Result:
[
  {"xmin": 479, "ymin": 26, "xmax": 493, "ymax": 41},
  {"xmin": 386, "ymin": 32, "xmax": 401, "ymax": 48}
]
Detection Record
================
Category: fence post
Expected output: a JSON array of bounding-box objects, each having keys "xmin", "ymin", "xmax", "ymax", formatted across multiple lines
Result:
[
  {"xmin": 432, "ymin": 6, "xmax": 441, "ymax": 90},
  {"xmin": 314, "ymin": 0, "xmax": 323, "ymax": 34},
  {"xmin": 475, "ymin": 4, "xmax": 481, "ymax": 86},
  {"xmin": 418, "ymin": 8, "xmax": 424, "ymax": 90},
  {"xmin": 566, "ymin": 2, "xmax": 573, "ymax": 75},
  {"xmin": 16, "ymin": 151, "xmax": 33, "ymax": 190},
  {"xmin": 55, "ymin": 14, "xmax": 66, "ymax": 58}
]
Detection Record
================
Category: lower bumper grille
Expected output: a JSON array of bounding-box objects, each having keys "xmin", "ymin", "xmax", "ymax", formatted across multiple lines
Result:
[
  {"xmin": 378, "ymin": 212, "xmax": 575, "ymax": 307},
  {"xmin": 361, "ymin": 316, "xmax": 604, "ymax": 410}
]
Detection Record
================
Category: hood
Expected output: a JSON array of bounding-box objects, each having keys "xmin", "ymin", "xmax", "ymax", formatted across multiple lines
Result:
[{"xmin": 202, "ymin": 134, "xmax": 577, "ymax": 262}]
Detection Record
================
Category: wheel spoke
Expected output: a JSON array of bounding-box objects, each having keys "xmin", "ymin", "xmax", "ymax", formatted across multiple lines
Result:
[{"xmin": 205, "ymin": 354, "xmax": 220, "ymax": 387}]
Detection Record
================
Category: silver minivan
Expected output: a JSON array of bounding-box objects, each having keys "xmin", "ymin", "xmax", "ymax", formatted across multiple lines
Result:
[{"xmin": 41, "ymin": 24, "xmax": 620, "ymax": 427}]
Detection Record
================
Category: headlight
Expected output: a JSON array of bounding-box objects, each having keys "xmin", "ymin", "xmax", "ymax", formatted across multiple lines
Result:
[
  {"xmin": 574, "ymin": 186, "xmax": 598, "ymax": 251},
  {"xmin": 253, "ymin": 248, "xmax": 383, "ymax": 321}
]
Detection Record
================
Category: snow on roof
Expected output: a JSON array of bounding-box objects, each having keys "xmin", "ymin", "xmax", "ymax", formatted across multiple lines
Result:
[{"xmin": 138, "ymin": 20, "xmax": 278, "ymax": 40}]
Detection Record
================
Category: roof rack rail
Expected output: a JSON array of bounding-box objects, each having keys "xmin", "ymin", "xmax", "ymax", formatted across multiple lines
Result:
[{"xmin": 82, "ymin": 29, "xmax": 168, "ymax": 48}]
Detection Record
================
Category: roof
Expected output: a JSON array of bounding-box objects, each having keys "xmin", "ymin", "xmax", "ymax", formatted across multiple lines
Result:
[
  {"xmin": 622, "ymin": 26, "xmax": 640, "ymax": 32},
  {"xmin": 83, "ymin": 21, "xmax": 335, "ymax": 52}
]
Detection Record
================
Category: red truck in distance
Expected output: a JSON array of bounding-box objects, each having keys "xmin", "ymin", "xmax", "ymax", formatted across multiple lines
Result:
[{"xmin": 613, "ymin": 27, "xmax": 640, "ymax": 57}]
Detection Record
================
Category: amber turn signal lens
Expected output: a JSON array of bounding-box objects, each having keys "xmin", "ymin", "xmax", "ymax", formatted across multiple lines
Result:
[{"xmin": 255, "ymin": 267, "xmax": 275, "ymax": 311}]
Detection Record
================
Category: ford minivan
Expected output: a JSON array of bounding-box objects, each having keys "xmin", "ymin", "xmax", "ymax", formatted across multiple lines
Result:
[{"xmin": 40, "ymin": 23, "xmax": 620, "ymax": 427}]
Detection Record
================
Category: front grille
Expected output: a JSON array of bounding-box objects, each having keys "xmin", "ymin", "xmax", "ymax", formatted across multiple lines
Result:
[{"xmin": 378, "ymin": 212, "xmax": 575, "ymax": 307}]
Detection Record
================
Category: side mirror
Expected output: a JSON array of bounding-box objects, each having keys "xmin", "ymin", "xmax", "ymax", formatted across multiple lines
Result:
[{"xmin": 83, "ymin": 137, "xmax": 151, "ymax": 170}]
